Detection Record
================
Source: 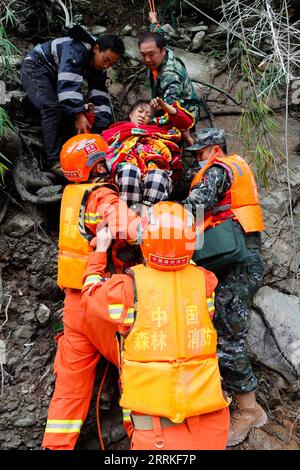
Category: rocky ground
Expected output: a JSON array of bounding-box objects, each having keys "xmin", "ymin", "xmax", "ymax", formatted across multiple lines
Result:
[{"xmin": 0, "ymin": 0, "xmax": 300, "ymax": 451}]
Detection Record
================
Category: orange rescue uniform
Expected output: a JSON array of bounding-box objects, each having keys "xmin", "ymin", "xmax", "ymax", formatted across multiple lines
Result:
[
  {"xmin": 80, "ymin": 254, "xmax": 229, "ymax": 450},
  {"xmin": 42, "ymin": 185, "xmax": 139, "ymax": 450},
  {"xmin": 191, "ymin": 153, "xmax": 265, "ymax": 233}
]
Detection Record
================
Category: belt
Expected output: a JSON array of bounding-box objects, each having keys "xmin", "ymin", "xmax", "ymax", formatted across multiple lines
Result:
[{"xmin": 131, "ymin": 414, "xmax": 186, "ymax": 431}]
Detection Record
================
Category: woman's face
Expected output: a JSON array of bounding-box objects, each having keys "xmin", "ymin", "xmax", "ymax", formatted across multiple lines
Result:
[
  {"xmin": 129, "ymin": 104, "xmax": 153, "ymax": 125},
  {"xmin": 92, "ymin": 44, "xmax": 120, "ymax": 70}
]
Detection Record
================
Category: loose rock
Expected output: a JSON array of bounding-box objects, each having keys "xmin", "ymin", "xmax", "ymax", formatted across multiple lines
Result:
[
  {"xmin": 36, "ymin": 304, "xmax": 51, "ymax": 324},
  {"xmin": 191, "ymin": 31, "xmax": 206, "ymax": 51},
  {"xmin": 14, "ymin": 416, "xmax": 36, "ymax": 427},
  {"xmin": 90, "ymin": 25, "xmax": 107, "ymax": 35}
]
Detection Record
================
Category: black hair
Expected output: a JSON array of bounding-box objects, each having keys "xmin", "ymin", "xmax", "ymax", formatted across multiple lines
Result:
[
  {"xmin": 65, "ymin": 24, "xmax": 94, "ymax": 45},
  {"xmin": 96, "ymin": 34, "xmax": 125, "ymax": 56},
  {"xmin": 65, "ymin": 26, "xmax": 125, "ymax": 57},
  {"xmin": 129, "ymin": 99, "xmax": 153, "ymax": 116},
  {"xmin": 138, "ymin": 32, "xmax": 166, "ymax": 51}
]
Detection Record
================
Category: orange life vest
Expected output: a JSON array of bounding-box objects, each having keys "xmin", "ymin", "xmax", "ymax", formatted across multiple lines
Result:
[
  {"xmin": 119, "ymin": 264, "xmax": 228, "ymax": 423},
  {"xmin": 57, "ymin": 182, "xmax": 116, "ymax": 290},
  {"xmin": 191, "ymin": 154, "xmax": 265, "ymax": 233}
]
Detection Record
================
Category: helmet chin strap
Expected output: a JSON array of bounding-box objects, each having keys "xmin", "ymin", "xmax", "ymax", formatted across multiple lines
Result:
[{"xmin": 209, "ymin": 147, "xmax": 215, "ymax": 159}]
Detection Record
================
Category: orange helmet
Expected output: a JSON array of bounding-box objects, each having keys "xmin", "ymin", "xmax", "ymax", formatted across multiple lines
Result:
[
  {"xmin": 137, "ymin": 201, "xmax": 199, "ymax": 271},
  {"xmin": 60, "ymin": 133, "xmax": 108, "ymax": 182}
]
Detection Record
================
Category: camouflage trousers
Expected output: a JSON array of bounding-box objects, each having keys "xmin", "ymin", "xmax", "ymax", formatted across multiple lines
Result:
[{"xmin": 213, "ymin": 232, "xmax": 265, "ymax": 394}]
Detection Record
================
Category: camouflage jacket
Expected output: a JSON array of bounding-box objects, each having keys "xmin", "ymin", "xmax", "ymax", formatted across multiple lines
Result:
[
  {"xmin": 183, "ymin": 164, "xmax": 230, "ymax": 213},
  {"xmin": 149, "ymin": 22, "xmax": 201, "ymax": 121}
]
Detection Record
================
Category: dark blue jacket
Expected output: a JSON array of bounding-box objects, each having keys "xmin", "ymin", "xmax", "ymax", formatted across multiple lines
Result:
[{"xmin": 33, "ymin": 36, "xmax": 113, "ymax": 132}]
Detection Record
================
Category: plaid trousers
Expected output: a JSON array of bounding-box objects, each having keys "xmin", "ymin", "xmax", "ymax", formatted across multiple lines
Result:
[{"xmin": 116, "ymin": 163, "xmax": 172, "ymax": 207}]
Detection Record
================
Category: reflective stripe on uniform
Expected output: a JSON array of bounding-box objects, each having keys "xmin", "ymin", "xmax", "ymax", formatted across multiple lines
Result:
[
  {"xmin": 207, "ymin": 292, "xmax": 215, "ymax": 312},
  {"xmin": 122, "ymin": 409, "xmax": 131, "ymax": 423},
  {"xmin": 84, "ymin": 212, "xmax": 101, "ymax": 224},
  {"xmin": 108, "ymin": 304, "xmax": 124, "ymax": 320},
  {"xmin": 58, "ymin": 72, "xmax": 83, "ymax": 83},
  {"xmin": 58, "ymin": 91, "xmax": 83, "ymax": 102},
  {"xmin": 83, "ymin": 275, "xmax": 108, "ymax": 287},
  {"xmin": 45, "ymin": 419, "xmax": 83, "ymax": 434},
  {"xmin": 94, "ymin": 105, "xmax": 112, "ymax": 114},
  {"xmin": 81, "ymin": 42, "xmax": 92, "ymax": 50},
  {"xmin": 50, "ymin": 37, "xmax": 71, "ymax": 64},
  {"xmin": 231, "ymin": 161, "xmax": 243, "ymax": 176},
  {"xmin": 83, "ymin": 275, "xmax": 102, "ymax": 287},
  {"xmin": 123, "ymin": 307, "xmax": 135, "ymax": 325},
  {"xmin": 89, "ymin": 89, "xmax": 110, "ymax": 100}
]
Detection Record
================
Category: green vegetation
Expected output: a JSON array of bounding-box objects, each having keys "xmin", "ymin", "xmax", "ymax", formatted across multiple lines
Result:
[
  {"xmin": 0, "ymin": 24, "xmax": 19, "ymax": 77},
  {"xmin": 0, "ymin": 23, "xmax": 19, "ymax": 183},
  {"xmin": 0, "ymin": 106, "xmax": 15, "ymax": 183},
  {"xmin": 236, "ymin": 45, "xmax": 284, "ymax": 187},
  {"xmin": 218, "ymin": 0, "xmax": 296, "ymax": 187}
]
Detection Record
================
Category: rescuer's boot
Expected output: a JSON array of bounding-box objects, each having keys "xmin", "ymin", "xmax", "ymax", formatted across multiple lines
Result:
[{"xmin": 227, "ymin": 391, "xmax": 268, "ymax": 447}]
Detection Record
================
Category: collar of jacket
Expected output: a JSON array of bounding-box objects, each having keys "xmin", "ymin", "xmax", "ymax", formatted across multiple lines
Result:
[{"xmin": 160, "ymin": 48, "xmax": 173, "ymax": 71}]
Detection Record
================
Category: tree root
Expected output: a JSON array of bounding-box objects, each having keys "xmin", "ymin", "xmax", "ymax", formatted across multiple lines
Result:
[
  {"xmin": 12, "ymin": 155, "xmax": 63, "ymax": 204},
  {"xmin": 12, "ymin": 172, "xmax": 62, "ymax": 204}
]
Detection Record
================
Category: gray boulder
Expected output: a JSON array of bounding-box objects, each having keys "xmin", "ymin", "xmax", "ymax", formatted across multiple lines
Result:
[
  {"xmin": 122, "ymin": 24, "xmax": 133, "ymax": 36},
  {"xmin": 4, "ymin": 209, "xmax": 45, "ymax": 238},
  {"xmin": 191, "ymin": 31, "xmax": 206, "ymax": 51},
  {"xmin": 248, "ymin": 286, "xmax": 300, "ymax": 382},
  {"xmin": 90, "ymin": 25, "xmax": 107, "ymax": 35},
  {"xmin": 162, "ymin": 24, "xmax": 177, "ymax": 37}
]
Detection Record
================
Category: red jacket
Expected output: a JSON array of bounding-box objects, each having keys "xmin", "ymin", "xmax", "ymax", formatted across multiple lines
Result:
[{"xmin": 101, "ymin": 103, "xmax": 194, "ymax": 179}]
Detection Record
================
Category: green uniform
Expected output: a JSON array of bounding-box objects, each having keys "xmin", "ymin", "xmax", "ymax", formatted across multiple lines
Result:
[
  {"xmin": 149, "ymin": 23, "xmax": 202, "ymax": 122},
  {"xmin": 184, "ymin": 165, "xmax": 265, "ymax": 393}
]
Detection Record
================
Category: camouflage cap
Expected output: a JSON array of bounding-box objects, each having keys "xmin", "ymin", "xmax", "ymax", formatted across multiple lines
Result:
[{"xmin": 185, "ymin": 128, "xmax": 226, "ymax": 151}]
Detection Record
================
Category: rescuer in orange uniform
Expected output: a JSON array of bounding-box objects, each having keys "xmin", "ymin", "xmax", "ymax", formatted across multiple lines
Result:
[
  {"xmin": 42, "ymin": 133, "xmax": 139, "ymax": 450},
  {"xmin": 183, "ymin": 128, "xmax": 267, "ymax": 446},
  {"xmin": 80, "ymin": 201, "xmax": 230, "ymax": 450}
]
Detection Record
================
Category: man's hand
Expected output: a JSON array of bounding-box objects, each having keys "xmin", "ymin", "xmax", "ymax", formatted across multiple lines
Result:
[
  {"xmin": 150, "ymin": 97, "xmax": 177, "ymax": 115},
  {"xmin": 75, "ymin": 112, "xmax": 91, "ymax": 134},
  {"xmin": 182, "ymin": 130, "xmax": 194, "ymax": 146},
  {"xmin": 95, "ymin": 226, "xmax": 113, "ymax": 253},
  {"xmin": 149, "ymin": 12, "xmax": 158, "ymax": 24}
]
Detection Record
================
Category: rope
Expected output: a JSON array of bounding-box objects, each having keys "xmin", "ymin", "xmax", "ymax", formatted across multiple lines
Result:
[
  {"xmin": 148, "ymin": 0, "xmax": 156, "ymax": 13},
  {"xmin": 96, "ymin": 360, "xmax": 110, "ymax": 450}
]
